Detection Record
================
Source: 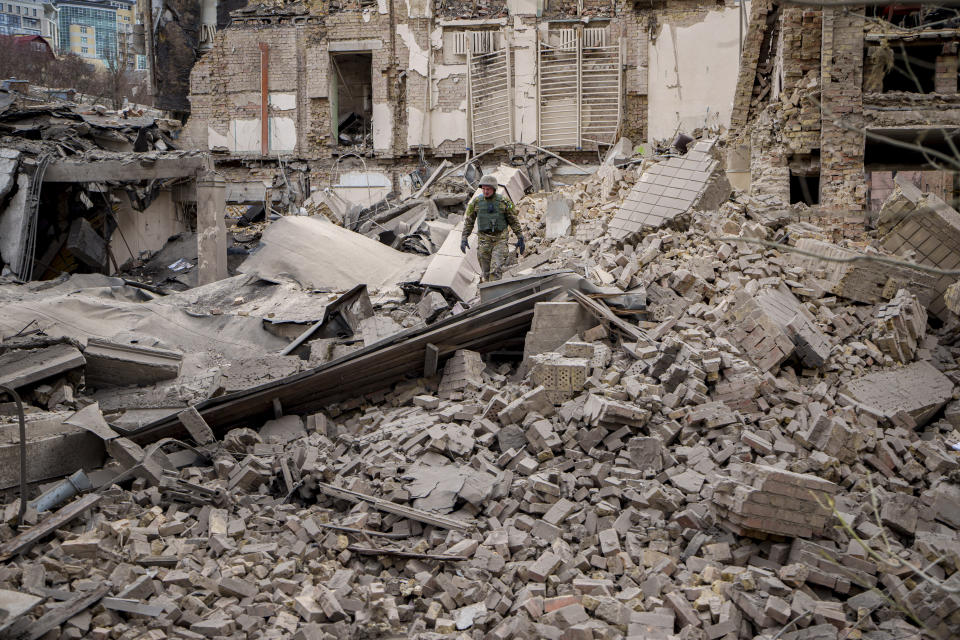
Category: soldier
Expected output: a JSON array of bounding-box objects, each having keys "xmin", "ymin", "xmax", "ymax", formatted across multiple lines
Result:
[{"xmin": 460, "ymin": 175, "xmax": 525, "ymax": 282}]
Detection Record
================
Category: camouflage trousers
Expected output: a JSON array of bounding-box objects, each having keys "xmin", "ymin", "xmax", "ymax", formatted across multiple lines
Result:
[{"xmin": 477, "ymin": 230, "xmax": 510, "ymax": 282}]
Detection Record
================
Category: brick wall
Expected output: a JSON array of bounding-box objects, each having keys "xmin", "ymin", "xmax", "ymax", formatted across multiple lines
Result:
[
  {"xmin": 434, "ymin": 0, "xmax": 506, "ymax": 19},
  {"xmin": 543, "ymin": 0, "xmax": 612, "ymax": 19},
  {"xmin": 623, "ymin": 94, "xmax": 647, "ymax": 144},
  {"xmin": 778, "ymin": 7, "xmax": 820, "ymax": 155},
  {"xmin": 935, "ymin": 46, "xmax": 959, "ymax": 94},
  {"xmin": 819, "ymin": 7, "xmax": 866, "ymax": 211},
  {"xmin": 729, "ymin": 0, "xmax": 772, "ymax": 135}
]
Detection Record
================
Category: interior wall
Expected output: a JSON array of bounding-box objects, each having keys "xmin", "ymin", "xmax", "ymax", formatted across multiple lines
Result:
[
  {"xmin": 647, "ymin": 4, "xmax": 747, "ymax": 143},
  {"xmin": 110, "ymin": 190, "xmax": 189, "ymax": 269}
]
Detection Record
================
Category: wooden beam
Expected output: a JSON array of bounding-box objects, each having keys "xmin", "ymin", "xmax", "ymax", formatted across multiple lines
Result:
[
  {"xmin": 20, "ymin": 584, "xmax": 109, "ymax": 640},
  {"xmin": 0, "ymin": 494, "xmax": 101, "ymax": 560},
  {"xmin": 569, "ymin": 290, "xmax": 656, "ymax": 348},
  {"xmin": 424, "ymin": 343, "xmax": 440, "ymax": 378},
  {"xmin": 43, "ymin": 157, "xmax": 207, "ymax": 183}
]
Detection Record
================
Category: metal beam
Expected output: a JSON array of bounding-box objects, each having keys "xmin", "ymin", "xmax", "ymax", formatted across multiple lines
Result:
[
  {"xmin": 43, "ymin": 157, "xmax": 207, "ymax": 182},
  {"xmin": 123, "ymin": 278, "xmax": 572, "ymax": 444}
]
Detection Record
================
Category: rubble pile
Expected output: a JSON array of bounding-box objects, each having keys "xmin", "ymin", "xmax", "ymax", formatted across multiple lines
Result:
[
  {"xmin": 0, "ymin": 139, "xmax": 958, "ymax": 640},
  {"xmin": 0, "ymin": 90, "xmax": 203, "ymax": 281}
]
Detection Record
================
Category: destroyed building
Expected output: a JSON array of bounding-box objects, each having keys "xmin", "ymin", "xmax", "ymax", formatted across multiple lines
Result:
[
  {"xmin": 730, "ymin": 1, "xmax": 960, "ymax": 211},
  {"xmin": 2, "ymin": 0, "xmax": 960, "ymax": 638},
  {"xmin": 0, "ymin": 96, "xmax": 231, "ymax": 284}
]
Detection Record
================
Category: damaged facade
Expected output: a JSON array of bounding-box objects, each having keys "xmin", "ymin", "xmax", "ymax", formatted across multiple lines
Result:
[
  {"xmin": 180, "ymin": 0, "xmax": 747, "ymax": 204},
  {"xmin": 731, "ymin": 1, "xmax": 960, "ymax": 211}
]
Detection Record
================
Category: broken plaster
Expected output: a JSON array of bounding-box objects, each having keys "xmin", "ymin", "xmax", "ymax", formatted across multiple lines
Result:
[
  {"xmin": 269, "ymin": 92, "xmax": 297, "ymax": 111},
  {"xmin": 407, "ymin": 106, "xmax": 466, "ymax": 148},
  {"xmin": 511, "ymin": 21, "xmax": 538, "ymax": 144},
  {"xmin": 397, "ymin": 23, "xmax": 428, "ymax": 77},
  {"xmin": 372, "ymin": 103, "xmax": 394, "ymax": 152},
  {"xmin": 207, "ymin": 126, "xmax": 229, "ymax": 150},
  {"xmin": 404, "ymin": 0, "xmax": 431, "ymax": 19},
  {"xmin": 647, "ymin": 5, "xmax": 743, "ymax": 142},
  {"xmin": 269, "ymin": 117, "xmax": 297, "ymax": 152},
  {"xmin": 231, "ymin": 119, "xmax": 261, "ymax": 153}
]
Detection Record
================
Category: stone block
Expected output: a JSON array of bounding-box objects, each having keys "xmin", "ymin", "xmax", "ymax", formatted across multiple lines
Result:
[
  {"xmin": 438, "ymin": 349, "xmax": 485, "ymax": 399},
  {"xmin": 67, "ymin": 217, "xmax": 107, "ymax": 269},
  {"xmin": 418, "ymin": 291, "xmax": 449, "ymax": 322},
  {"xmin": 528, "ymin": 354, "xmax": 589, "ymax": 404},
  {"xmin": 522, "ymin": 302, "xmax": 593, "ymax": 367},
  {"xmin": 0, "ymin": 344, "xmax": 86, "ymax": 390}
]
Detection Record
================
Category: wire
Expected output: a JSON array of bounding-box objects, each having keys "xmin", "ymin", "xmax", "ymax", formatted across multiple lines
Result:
[{"xmin": 711, "ymin": 235, "xmax": 960, "ymax": 276}]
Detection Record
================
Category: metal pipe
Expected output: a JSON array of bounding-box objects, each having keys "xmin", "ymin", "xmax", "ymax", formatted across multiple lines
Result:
[
  {"xmin": 0, "ymin": 385, "xmax": 27, "ymax": 526},
  {"xmin": 30, "ymin": 469, "xmax": 92, "ymax": 513}
]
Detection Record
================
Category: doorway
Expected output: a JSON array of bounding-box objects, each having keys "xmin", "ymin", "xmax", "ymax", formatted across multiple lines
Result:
[{"xmin": 330, "ymin": 52, "xmax": 373, "ymax": 148}]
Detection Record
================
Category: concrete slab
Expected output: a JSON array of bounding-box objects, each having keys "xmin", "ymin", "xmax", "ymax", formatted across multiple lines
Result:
[
  {"xmin": 0, "ymin": 588, "xmax": 43, "ymax": 633},
  {"xmin": 239, "ymin": 216, "xmax": 428, "ymax": 292},
  {"xmin": 839, "ymin": 360, "xmax": 954, "ymax": 427},
  {"xmin": 66, "ymin": 217, "xmax": 107, "ymax": 269},
  {"xmin": 484, "ymin": 166, "xmax": 532, "ymax": 205},
  {"xmin": 0, "ymin": 172, "xmax": 30, "ymax": 275},
  {"xmin": 0, "ymin": 344, "xmax": 86, "ymax": 390},
  {"xmin": 545, "ymin": 194, "xmax": 572, "ymax": 239},
  {"xmin": 0, "ymin": 148, "xmax": 20, "ymax": 202},
  {"xmin": 0, "ymin": 413, "xmax": 106, "ymax": 489},
  {"xmin": 420, "ymin": 220, "xmax": 481, "ymax": 302}
]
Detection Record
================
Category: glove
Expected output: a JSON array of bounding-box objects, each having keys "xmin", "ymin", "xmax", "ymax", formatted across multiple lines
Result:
[
  {"xmin": 516, "ymin": 235, "xmax": 525, "ymax": 255},
  {"xmin": 460, "ymin": 238, "xmax": 469, "ymax": 254}
]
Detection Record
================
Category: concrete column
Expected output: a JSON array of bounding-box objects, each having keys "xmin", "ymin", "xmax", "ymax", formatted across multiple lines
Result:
[{"xmin": 196, "ymin": 173, "xmax": 227, "ymax": 286}]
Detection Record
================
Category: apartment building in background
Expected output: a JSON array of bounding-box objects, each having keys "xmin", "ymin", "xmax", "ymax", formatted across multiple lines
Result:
[
  {"xmin": 57, "ymin": 0, "xmax": 143, "ymax": 68},
  {"xmin": 0, "ymin": 0, "xmax": 59, "ymax": 44}
]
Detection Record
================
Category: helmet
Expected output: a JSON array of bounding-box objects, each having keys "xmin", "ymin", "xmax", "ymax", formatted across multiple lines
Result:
[{"xmin": 479, "ymin": 175, "xmax": 498, "ymax": 189}]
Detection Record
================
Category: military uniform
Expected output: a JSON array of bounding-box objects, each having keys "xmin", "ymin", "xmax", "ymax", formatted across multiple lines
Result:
[{"xmin": 461, "ymin": 192, "xmax": 522, "ymax": 282}]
